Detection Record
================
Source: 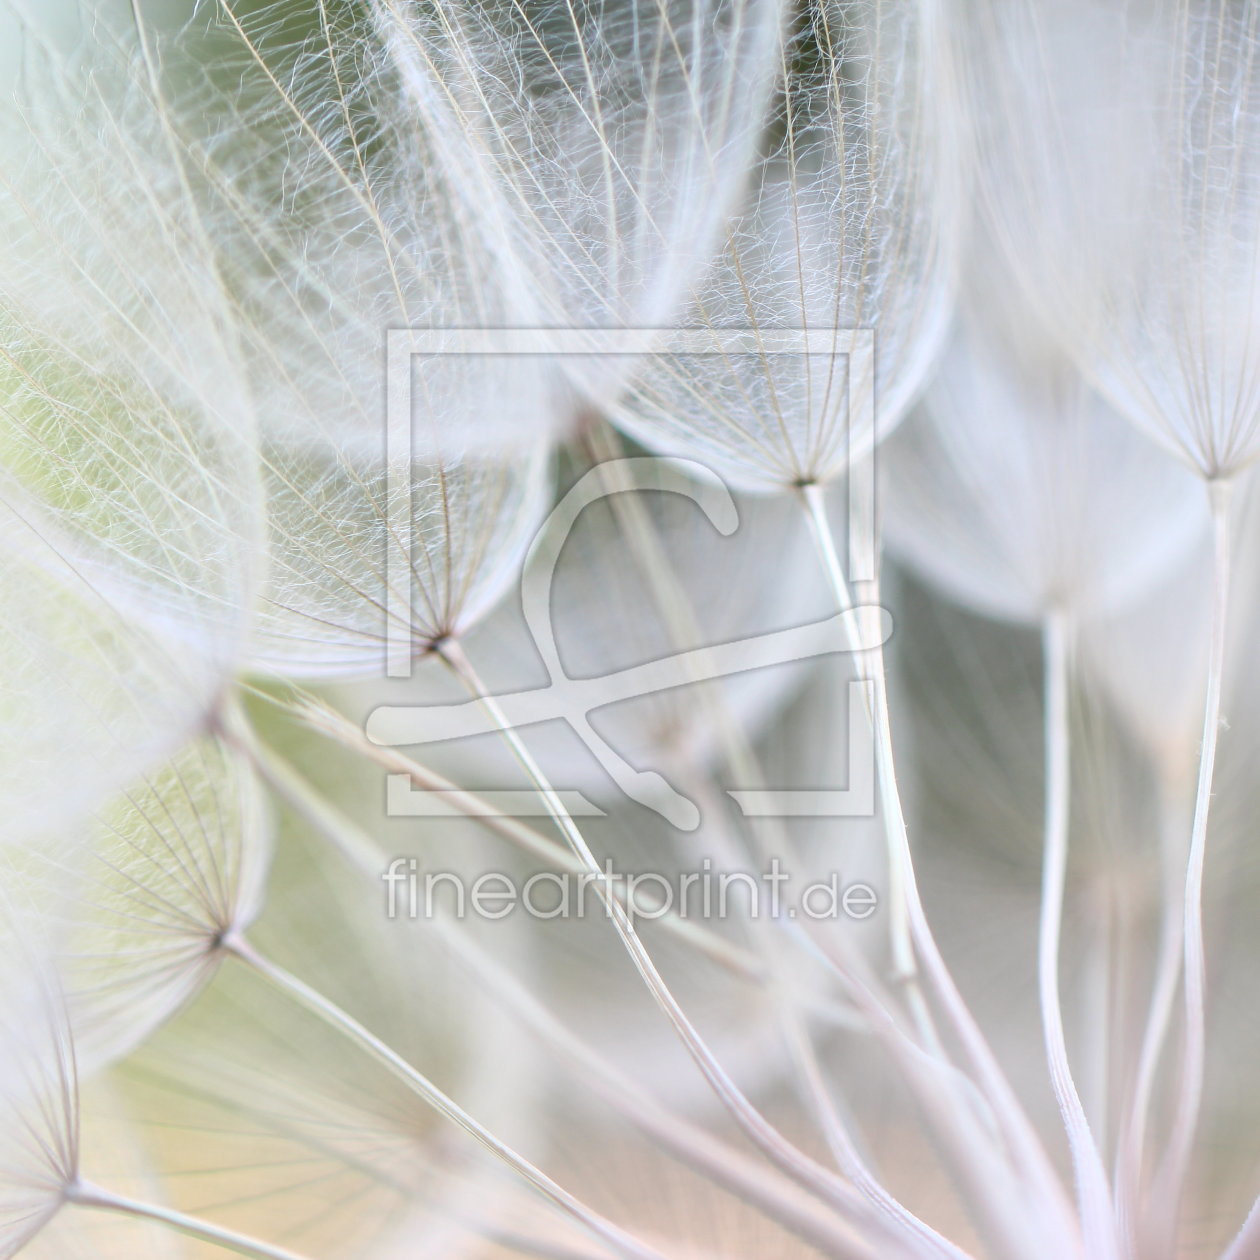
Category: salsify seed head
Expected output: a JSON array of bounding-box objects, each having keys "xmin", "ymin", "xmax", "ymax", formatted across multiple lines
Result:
[
  {"xmin": 882, "ymin": 253, "xmax": 1208, "ymax": 625},
  {"xmin": 607, "ymin": 0, "xmax": 959, "ymax": 493},
  {"xmin": 967, "ymin": 0, "xmax": 1260, "ymax": 482},
  {"xmin": 5, "ymin": 733, "xmax": 273, "ymax": 1075}
]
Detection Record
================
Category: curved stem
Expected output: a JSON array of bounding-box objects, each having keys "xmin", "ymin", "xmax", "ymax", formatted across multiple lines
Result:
[
  {"xmin": 1152, "ymin": 477, "xmax": 1234, "ymax": 1248},
  {"xmin": 235, "ymin": 731, "xmax": 877, "ymax": 1259},
  {"xmin": 678, "ymin": 777, "xmax": 971, "ymax": 1260},
  {"xmin": 437, "ymin": 637, "xmax": 892, "ymax": 1253},
  {"xmin": 577, "ymin": 430, "xmax": 957, "ymax": 1249},
  {"xmin": 776, "ymin": 996, "xmax": 972, "ymax": 1260},
  {"xmin": 251, "ymin": 693, "xmax": 760, "ymax": 983},
  {"xmin": 67, "ymin": 1180, "xmax": 312, "ymax": 1260},
  {"xmin": 1038, "ymin": 611, "xmax": 1117, "ymax": 1257},
  {"xmin": 221, "ymin": 935, "xmax": 668, "ymax": 1260},
  {"xmin": 441, "ymin": 918, "xmax": 883, "ymax": 1260},
  {"xmin": 798, "ymin": 485, "xmax": 917, "ymax": 1001},
  {"xmin": 1114, "ymin": 774, "xmax": 1189, "ymax": 1253},
  {"xmin": 798, "ymin": 483, "xmax": 1078, "ymax": 1254},
  {"xmin": 279, "ymin": 680, "xmax": 1042, "ymax": 1259},
  {"xmin": 579, "ymin": 433, "xmax": 966, "ymax": 1258}
]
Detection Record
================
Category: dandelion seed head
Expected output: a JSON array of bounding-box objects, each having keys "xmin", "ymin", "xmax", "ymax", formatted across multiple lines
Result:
[
  {"xmin": 883, "ymin": 260, "xmax": 1208, "ymax": 625},
  {"xmin": 0, "ymin": 41, "xmax": 264, "ymax": 841},
  {"xmin": 376, "ymin": 0, "xmax": 786, "ymax": 397},
  {"xmin": 609, "ymin": 0, "xmax": 958, "ymax": 492},
  {"xmin": 970, "ymin": 0, "xmax": 1260, "ymax": 482},
  {"xmin": 6, "ymin": 735, "xmax": 272, "ymax": 1074}
]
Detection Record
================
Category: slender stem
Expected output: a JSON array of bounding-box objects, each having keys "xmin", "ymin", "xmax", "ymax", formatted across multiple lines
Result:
[
  {"xmin": 798, "ymin": 483, "xmax": 1078, "ymax": 1251},
  {"xmin": 1038, "ymin": 611, "xmax": 1117, "ymax": 1258},
  {"xmin": 1115, "ymin": 775, "xmax": 1188, "ymax": 1254},
  {"xmin": 1153, "ymin": 477, "xmax": 1234, "ymax": 1247},
  {"xmin": 582, "ymin": 432, "xmax": 959, "ymax": 1242},
  {"xmin": 66, "ymin": 1180, "xmax": 312, "ymax": 1260},
  {"xmin": 1083, "ymin": 888, "xmax": 1115, "ymax": 1172},
  {"xmin": 437, "ymin": 638, "xmax": 894, "ymax": 1253},
  {"xmin": 799, "ymin": 486, "xmax": 916, "ymax": 974},
  {"xmin": 441, "ymin": 918, "xmax": 883, "ymax": 1260},
  {"xmin": 294, "ymin": 705, "xmax": 1023, "ymax": 1254},
  {"xmin": 260, "ymin": 694, "xmax": 762, "ymax": 982},
  {"xmin": 221, "ymin": 935, "xmax": 668, "ymax": 1260},
  {"xmin": 678, "ymin": 779, "xmax": 971, "ymax": 1260},
  {"xmin": 809, "ymin": 955, "xmax": 1062, "ymax": 1259},
  {"xmin": 775, "ymin": 998, "xmax": 972, "ymax": 1260},
  {"xmin": 235, "ymin": 732, "xmax": 878, "ymax": 1259}
]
